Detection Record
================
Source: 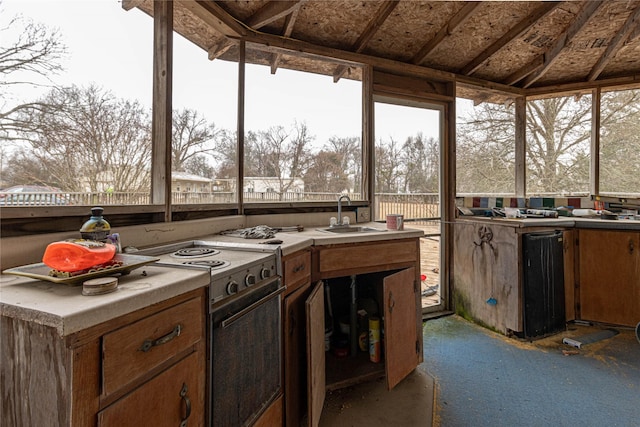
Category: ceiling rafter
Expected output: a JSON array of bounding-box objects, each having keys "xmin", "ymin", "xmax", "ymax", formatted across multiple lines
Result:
[
  {"xmin": 521, "ymin": 0, "xmax": 605, "ymax": 88},
  {"xmin": 246, "ymin": 1, "xmax": 301, "ymax": 29},
  {"xmin": 502, "ymin": 56, "xmax": 544, "ymax": 86},
  {"xmin": 208, "ymin": 39, "xmax": 234, "ymax": 60},
  {"xmin": 333, "ymin": 0, "xmax": 400, "ymax": 82},
  {"xmin": 177, "ymin": 0, "xmax": 248, "ymax": 38},
  {"xmin": 461, "ymin": 2, "xmax": 560, "ymax": 76},
  {"xmin": 269, "ymin": 2, "xmax": 304, "ymax": 74},
  {"xmin": 588, "ymin": 5, "xmax": 640, "ymax": 81},
  {"xmin": 411, "ymin": 1, "xmax": 482, "ymax": 65}
]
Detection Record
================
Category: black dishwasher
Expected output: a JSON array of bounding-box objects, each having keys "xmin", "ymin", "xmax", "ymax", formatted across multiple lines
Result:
[{"xmin": 522, "ymin": 231, "xmax": 565, "ymax": 339}]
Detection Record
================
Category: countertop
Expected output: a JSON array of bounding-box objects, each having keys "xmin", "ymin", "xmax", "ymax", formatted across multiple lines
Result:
[
  {"xmin": 0, "ymin": 265, "xmax": 210, "ymax": 337},
  {"xmin": 455, "ymin": 216, "xmax": 640, "ymax": 231},
  {"xmin": 0, "ymin": 222, "xmax": 423, "ymax": 336},
  {"xmin": 200, "ymin": 221, "xmax": 425, "ymax": 256}
]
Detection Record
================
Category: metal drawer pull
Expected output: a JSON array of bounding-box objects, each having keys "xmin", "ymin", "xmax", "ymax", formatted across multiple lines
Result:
[
  {"xmin": 221, "ymin": 286, "xmax": 285, "ymax": 329},
  {"xmin": 179, "ymin": 383, "xmax": 191, "ymax": 427},
  {"xmin": 139, "ymin": 324, "xmax": 182, "ymax": 352},
  {"xmin": 293, "ymin": 264, "xmax": 305, "ymax": 273}
]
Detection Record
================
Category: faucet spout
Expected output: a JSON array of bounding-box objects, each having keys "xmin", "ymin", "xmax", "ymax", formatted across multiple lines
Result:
[{"xmin": 336, "ymin": 195, "xmax": 352, "ymax": 226}]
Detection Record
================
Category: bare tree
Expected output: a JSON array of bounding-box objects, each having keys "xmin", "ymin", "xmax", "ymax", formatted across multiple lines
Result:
[
  {"xmin": 0, "ymin": 11, "xmax": 67, "ymax": 141},
  {"xmin": 456, "ymin": 102, "xmax": 515, "ymax": 194},
  {"xmin": 247, "ymin": 121, "xmax": 313, "ymax": 199},
  {"xmin": 304, "ymin": 150, "xmax": 350, "ymax": 193},
  {"xmin": 375, "ymin": 137, "xmax": 403, "ymax": 193},
  {"xmin": 401, "ymin": 133, "xmax": 439, "ymax": 193},
  {"xmin": 9, "ymin": 84, "xmax": 151, "ymax": 192},
  {"xmin": 325, "ymin": 136, "xmax": 361, "ymax": 193},
  {"xmin": 172, "ymin": 108, "xmax": 222, "ymax": 174}
]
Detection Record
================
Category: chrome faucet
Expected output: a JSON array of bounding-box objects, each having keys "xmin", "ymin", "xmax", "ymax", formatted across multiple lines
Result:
[{"xmin": 334, "ymin": 195, "xmax": 352, "ymax": 227}]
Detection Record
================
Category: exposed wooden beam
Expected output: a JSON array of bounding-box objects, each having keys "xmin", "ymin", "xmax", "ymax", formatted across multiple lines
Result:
[
  {"xmin": 270, "ymin": 3, "xmax": 303, "ymax": 74},
  {"xmin": 247, "ymin": 1, "xmax": 301, "ymax": 29},
  {"xmin": 628, "ymin": 21, "xmax": 640, "ymax": 42},
  {"xmin": 121, "ymin": 0, "xmax": 144, "ymax": 11},
  {"xmin": 333, "ymin": 0, "xmax": 399, "ymax": 82},
  {"xmin": 461, "ymin": 2, "xmax": 560, "ymax": 76},
  {"xmin": 411, "ymin": 2, "xmax": 482, "ymax": 65},
  {"xmin": 208, "ymin": 39, "xmax": 234, "ymax": 60},
  {"xmin": 521, "ymin": 0, "xmax": 604, "ymax": 88},
  {"xmin": 588, "ymin": 5, "xmax": 640, "ymax": 81},
  {"xmin": 502, "ymin": 55, "xmax": 544, "ymax": 86},
  {"xmin": 233, "ymin": 30, "xmax": 525, "ymax": 96},
  {"xmin": 177, "ymin": 0, "xmax": 247, "ymax": 38}
]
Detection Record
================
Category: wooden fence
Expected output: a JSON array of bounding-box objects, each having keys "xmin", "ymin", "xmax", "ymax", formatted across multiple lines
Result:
[{"xmin": 0, "ymin": 190, "xmax": 441, "ymax": 222}]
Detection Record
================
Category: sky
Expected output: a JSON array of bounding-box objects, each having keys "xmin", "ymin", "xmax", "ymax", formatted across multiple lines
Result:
[{"xmin": 1, "ymin": 0, "xmax": 442, "ymax": 147}]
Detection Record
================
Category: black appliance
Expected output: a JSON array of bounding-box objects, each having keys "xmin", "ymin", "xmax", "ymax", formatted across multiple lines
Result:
[
  {"xmin": 139, "ymin": 240, "xmax": 283, "ymax": 426},
  {"xmin": 522, "ymin": 231, "xmax": 565, "ymax": 339}
]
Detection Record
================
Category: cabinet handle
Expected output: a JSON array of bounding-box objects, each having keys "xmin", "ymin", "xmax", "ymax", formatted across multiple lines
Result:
[
  {"xmin": 629, "ymin": 239, "xmax": 635, "ymax": 255},
  {"xmin": 139, "ymin": 324, "xmax": 182, "ymax": 352},
  {"xmin": 293, "ymin": 263, "xmax": 305, "ymax": 273},
  {"xmin": 179, "ymin": 383, "xmax": 191, "ymax": 427},
  {"xmin": 388, "ymin": 292, "xmax": 395, "ymax": 313}
]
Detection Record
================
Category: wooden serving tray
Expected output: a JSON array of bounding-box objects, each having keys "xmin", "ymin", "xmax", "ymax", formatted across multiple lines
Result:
[{"xmin": 2, "ymin": 254, "xmax": 159, "ymax": 285}]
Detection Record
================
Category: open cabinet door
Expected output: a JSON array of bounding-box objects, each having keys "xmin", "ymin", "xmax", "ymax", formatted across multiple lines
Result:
[
  {"xmin": 384, "ymin": 267, "xmax": 419, "ymax": 390},
  {"xmin": 306, "ymin": 281, "xmax": 326, "ymax": 427}
]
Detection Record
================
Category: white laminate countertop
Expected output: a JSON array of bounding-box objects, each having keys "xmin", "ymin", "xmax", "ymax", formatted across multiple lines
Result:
[
  {"xmin": 199, "ymin": 222, "xmax": 425, "ymax": 256},
  {"xmin": 456, "ymin": 216, "xmax": 640, "ymax": 231},
  {"xmin": 0, "ymin": 265, "xmax": 210, "ymax": 337},
  {"xmin": 0, "ymin": 223, "xmax": 423, "ymax": 336}
]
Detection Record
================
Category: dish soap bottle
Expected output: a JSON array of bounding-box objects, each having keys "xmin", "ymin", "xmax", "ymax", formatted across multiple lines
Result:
[{"xmin": 80, "ymin": 207, "xmax": 111, "ymax": 242}]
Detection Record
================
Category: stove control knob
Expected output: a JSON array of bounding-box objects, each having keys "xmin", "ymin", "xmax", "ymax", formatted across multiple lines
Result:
[
  {"xmin": 245, "ymin": 274, "xmax": 256, "ymax": 287},
  {"xmin": 260, "ymin": 268, "xmax": 271, "ymax": 280},
  {"xmin": 226, "ymin": 281, "xmax": 239, "ymax": 295}
]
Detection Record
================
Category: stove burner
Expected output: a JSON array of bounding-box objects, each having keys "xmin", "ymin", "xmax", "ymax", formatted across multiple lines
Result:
[
  {"xmin": 171, "ymin": 247, "xmax": 220, "ymax": 258},
  {"xmin": 183, "ymin": 260, "xmax": 229, "ymax": 269}
]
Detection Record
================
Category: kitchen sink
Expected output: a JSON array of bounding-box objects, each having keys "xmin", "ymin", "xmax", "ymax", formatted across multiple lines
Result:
[{"xmin": 317, "ymin": 226, "xmax": 385, "ymax": 234}]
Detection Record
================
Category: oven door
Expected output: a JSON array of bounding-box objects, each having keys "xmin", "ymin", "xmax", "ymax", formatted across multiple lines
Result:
[{"xmin": 210, "ymin": 276, "xmax": 283, "ymax": 427}]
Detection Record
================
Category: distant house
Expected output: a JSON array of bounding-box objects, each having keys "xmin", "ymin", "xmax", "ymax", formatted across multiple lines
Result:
[
  {"xmin": 243, "ymin": 177, "xmax": 304, "ymax": 194},
  {"xmin": 172, "ymin": 172, "xmax": 212, "ymax": 193}
]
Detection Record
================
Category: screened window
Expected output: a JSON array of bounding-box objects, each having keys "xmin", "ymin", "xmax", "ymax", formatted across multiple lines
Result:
[
  {"xmin": 172, "ymin": 32, "xmax": 238, "ymax": 205},
  {"xmin": 525, "ymin": 95, "xmax": 591, "ymax": 196},
  {"xmin": 456, "ymin": 98, "xmax": 515, "ymax": 195},
  {"xmin": 0, "ymin": 1, "xmax": 153, "ymax": 206},
  {"xmin": 599, "ymin": 89, "xmax": 640, "ymax": 197},
  {"xmin": 243, "ymin": 53, "xmax": 362, "ymax": 203}
]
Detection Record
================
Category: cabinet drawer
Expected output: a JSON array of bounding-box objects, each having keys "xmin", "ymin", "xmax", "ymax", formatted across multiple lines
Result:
[
  {"xmin": 102, "ymin": 296, "xmax": 204, "ymax": 396},
  {"xmin": 98, "ymin": 351, "xmax": 204, "ymax": 427},
  {"xmin": 317, "ymin": 240, "xmax": 418, "ymax": 276},
  {"xmin": 283, "ymin": 250, "xmax": 311, "ymax": 294}
]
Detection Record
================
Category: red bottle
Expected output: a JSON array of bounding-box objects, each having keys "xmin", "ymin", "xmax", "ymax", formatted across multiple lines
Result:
[{"xmin": 43, "ymin": 240, "xmax": 116, "ymax": 272}]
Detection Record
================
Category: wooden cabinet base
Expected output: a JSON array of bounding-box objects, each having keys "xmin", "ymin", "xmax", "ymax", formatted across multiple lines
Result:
[{"xmin": 253, "ymin": 395, "xmax": 283, "ymax": 427}]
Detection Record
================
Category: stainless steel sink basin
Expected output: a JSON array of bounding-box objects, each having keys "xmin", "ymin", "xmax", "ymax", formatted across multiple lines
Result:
[{"xmin": 317, "ymin": 226, "xmax": 385, "ymax": 234}]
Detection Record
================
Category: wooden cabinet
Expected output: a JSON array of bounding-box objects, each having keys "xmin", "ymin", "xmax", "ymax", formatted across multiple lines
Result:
[
  {"xmin": 305, "ymin": 238, "xmax": 422, "ymax": 427},
  {"xmin": 577, "ymin": 229, "xmax": 640, "ymax": 327},
  {"xmin": 1, "ymin": 288, "xmax": 206, "ymax": 427},
  {"xmin": 282, "ymin": 249, "xmax": 312, "ymax": 427},
  {"xmin": 453, "ymin": 220, "xmax": 577, "ymax": 336}
]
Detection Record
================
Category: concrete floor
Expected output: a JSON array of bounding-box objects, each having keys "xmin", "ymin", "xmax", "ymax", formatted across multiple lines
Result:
[
  {"xmin": 317, "ymin": 314, "xmax": 640, "ymax": 427},
  {"xmin": 319, "ymin": 368, "xmax": 434, "ymax": 426}
]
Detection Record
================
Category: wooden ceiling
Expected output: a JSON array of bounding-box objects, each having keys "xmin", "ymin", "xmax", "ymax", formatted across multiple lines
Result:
[{"xmin": 125, "ymin": 1, "xmax": 640, "ymax": 103}]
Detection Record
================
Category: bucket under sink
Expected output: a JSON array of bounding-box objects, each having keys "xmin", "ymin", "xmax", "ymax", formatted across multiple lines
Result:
[{"xmin": 317, "ymin": 226, "xmax": 385, "ymax": 234}]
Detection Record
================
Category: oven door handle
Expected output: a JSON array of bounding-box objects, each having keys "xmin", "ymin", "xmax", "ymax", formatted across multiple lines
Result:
[{"xmin": 221, "ymin": 285, "xmax": 285, "ymax": 329}]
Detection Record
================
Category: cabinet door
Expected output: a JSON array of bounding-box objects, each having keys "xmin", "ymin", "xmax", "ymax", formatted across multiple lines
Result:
[
  {"xmin": 98, "ymin": 351, "xmax": 204, "ymax": 427},
  {"xmin": 383, "ymin": 267, "xmax": 419, "ymax": 389},
  {"xmin": 305, "ymin": 281, "xmax": 325, "ymax": 427},
  {"xmin": 284, "ymin": 281, "xmax": 311, "ymax": 427},
  {"xmin": 579, "ymin": 230, "xmax": 640, "ymax": 326}
]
